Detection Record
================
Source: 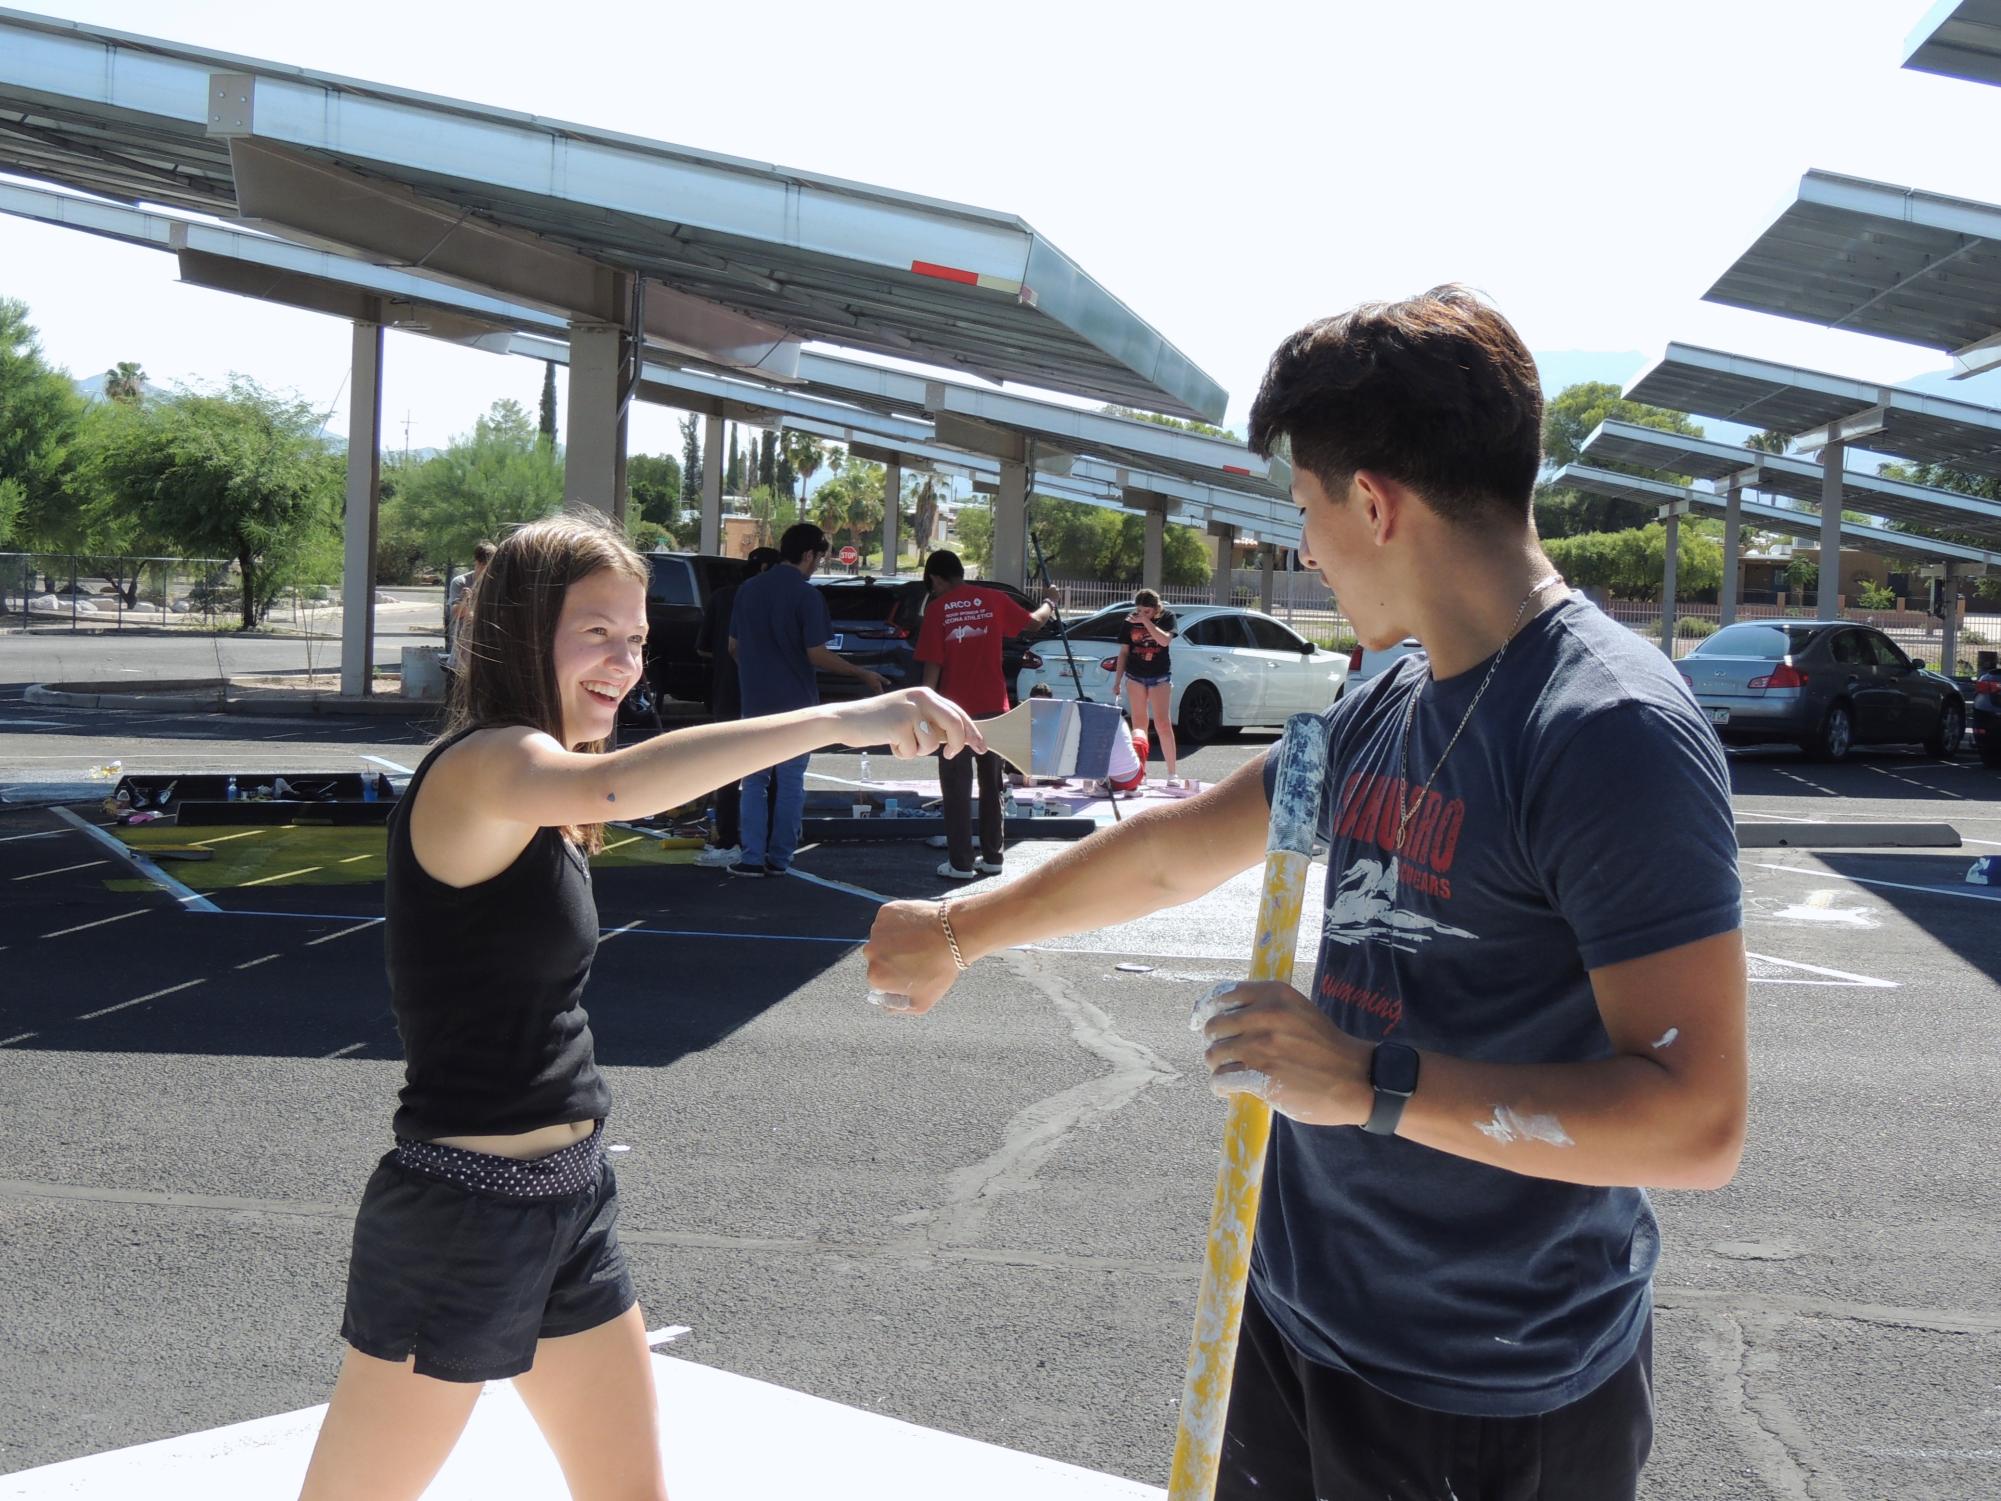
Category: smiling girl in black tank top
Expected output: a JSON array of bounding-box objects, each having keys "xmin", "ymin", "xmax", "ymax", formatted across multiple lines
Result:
[{"xmin": 300, "ymin": 513, "xmax": 987, "ymax": 1501}]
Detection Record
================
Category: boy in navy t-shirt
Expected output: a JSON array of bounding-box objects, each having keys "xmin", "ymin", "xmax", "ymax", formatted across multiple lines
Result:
[{"xmin": 865, "ymin": 286, "xmax": 1747, "ymax": 1501}]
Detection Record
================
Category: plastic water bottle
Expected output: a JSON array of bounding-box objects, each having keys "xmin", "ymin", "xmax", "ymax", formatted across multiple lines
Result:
[
  {"xmin": 225, "ymin": 776, "xmax": 238, "ymax": 802},
  {"xmin": 362, "ymin": 774, "xmax": 378, "ymax": 804},
  {"xmin": 858, "ymin": 750, "xmax": 871, "ymax": 783}
]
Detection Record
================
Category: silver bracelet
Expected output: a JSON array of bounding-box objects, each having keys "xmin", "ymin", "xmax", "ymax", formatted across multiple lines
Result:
[{"xmin": 938, "ymin": 899, "xmax": 969, "ymax": 972}]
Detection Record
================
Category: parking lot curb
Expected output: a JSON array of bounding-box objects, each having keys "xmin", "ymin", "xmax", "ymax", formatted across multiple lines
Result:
[
  {"xmin": 25, "ymin": 681, "xmax": 434, "ymax": 718},
  {"xmin": 1735, "ymin": 821, "xmax": 1961, "ymax": 849}
]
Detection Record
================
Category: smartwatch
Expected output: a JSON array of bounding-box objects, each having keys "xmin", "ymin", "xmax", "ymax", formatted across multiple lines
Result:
[{"xmin": 1363, "ymin": 1041, "xmax": 1420, "ymax": 1136}]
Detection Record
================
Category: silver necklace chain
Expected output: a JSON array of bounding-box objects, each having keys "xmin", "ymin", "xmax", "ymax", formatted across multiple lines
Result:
[{"xmin": 1394, "ymin": 573, "xmax": 1564, "ymax": 854}]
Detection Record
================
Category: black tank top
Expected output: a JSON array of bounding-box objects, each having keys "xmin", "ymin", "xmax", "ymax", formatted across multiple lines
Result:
[{"xmin": 384, "ymin": 727, "xmax": 610, "ymax": 1140}]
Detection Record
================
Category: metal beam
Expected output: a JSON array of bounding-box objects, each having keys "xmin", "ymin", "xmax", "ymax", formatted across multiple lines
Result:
[
  {"xmin": 1789, "ymin": 405, "xmax": 1888, "ymax": 453},
  {"xmin": 341, "ymin": 322, "xmax": 383, "ymax": 698}
]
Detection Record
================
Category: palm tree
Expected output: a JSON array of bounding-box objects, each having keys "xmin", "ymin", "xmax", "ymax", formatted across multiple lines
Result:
[
  {"xmin": 784, "ymin": 431, "xmax": 826, "ymax": 510},
  {"xmin": 103, "ymin": 361, "xmax": 145, "ymax": 403},
  {"xmin": 913, "ymin": 476, "xmax": 939, "ymax": 557}
]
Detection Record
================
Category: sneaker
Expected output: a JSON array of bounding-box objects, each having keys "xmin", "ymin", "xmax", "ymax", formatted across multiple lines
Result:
[
  {"xmin": 936, "ymin": 861, "xmax": 978, "ymax": 881},
  {"xmin": 925, "ymin": 834, "xmax": 950, "ymax": 849},
  {"xmin": 765, "ymin": 864, "xmax": 788, "ymax": 877},
  {"xmin": 727, "ymin": 862, "xmax": 767, "ymax": 878},
  {"xmin": 975, "ymin": 857, "xmax": 1004, "ymax": 875},
  {"xmin": 694, "ymin": 844, "xmax": 741, "ymax": 868}
]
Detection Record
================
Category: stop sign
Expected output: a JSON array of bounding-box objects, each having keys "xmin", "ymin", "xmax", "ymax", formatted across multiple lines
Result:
[{"xmin": 839, "ymin": 545, "xmax": 859, "ymax": 566}]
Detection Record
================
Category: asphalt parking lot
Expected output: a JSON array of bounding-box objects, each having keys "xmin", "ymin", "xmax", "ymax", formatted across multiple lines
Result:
[{"xmin": 2, "ymin": 679, "xmax": 1998, "ymax": 1499}]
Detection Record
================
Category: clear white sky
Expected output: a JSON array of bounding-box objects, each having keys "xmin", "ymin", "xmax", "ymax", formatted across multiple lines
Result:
[{"xmin": 6, "ymin": 0, "xmax": 2001, "ymax": 461}]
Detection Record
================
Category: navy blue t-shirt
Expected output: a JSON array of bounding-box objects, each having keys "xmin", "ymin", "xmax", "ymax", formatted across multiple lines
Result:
[
  {"xmin": 730, "ymin": 564, "xmax": 832, "ymax": 717},
  {"xmin": 1257, "ymin": 594, "xmax": 1739, "ymax": 1416}
]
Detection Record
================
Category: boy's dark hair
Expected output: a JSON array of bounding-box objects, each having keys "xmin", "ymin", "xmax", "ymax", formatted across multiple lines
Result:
[
  {"xmin": 745, "ymin": 546, "xmax": 782, "ymax": 574},
  {"xmin": 1247, "ymin": 285, "xmax": 1543, "ymax": 530},
  {"xmin": 472, "ymin": 541, "xmax": 496, "ymax": 565},
  {"xmin": 924, "ymin": 549, "xmax": 965, "ymax": 584},
  {"xmin": 778, "ymin": 523, "xmax": 828, "ymax": 563},
  {"xmin": 1028, "ymin": 682, "xmax": 1054, "ymax": 698}
]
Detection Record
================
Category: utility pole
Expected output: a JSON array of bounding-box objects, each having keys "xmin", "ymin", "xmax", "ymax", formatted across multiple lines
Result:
[{"xmin": 402, "ymin": 412, "xmax": 413, "ymax": 463}]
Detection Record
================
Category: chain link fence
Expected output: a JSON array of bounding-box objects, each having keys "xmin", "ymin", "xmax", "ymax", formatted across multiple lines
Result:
[{"xmin": 0, "ymin": 552, "xmax": 355, "ymax": 635}]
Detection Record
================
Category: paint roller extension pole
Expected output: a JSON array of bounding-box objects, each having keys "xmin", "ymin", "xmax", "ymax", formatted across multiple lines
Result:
[{"xmin": 1166, "ymin": 711, "xmax": 1329, "ymax": 1501}]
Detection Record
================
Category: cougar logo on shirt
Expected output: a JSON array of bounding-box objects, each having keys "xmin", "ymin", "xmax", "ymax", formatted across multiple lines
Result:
[{"xmin": 1320, "ymin": 770, "xmax": 1477, "ymax": 952}]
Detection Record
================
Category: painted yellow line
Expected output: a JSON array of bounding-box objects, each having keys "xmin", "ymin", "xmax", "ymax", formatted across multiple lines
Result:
[
  {"xmin": 601, "ymin": 835, "xmax": 643, "ymax": 853},
  {"xmin": 189, "ymin": 829, "xmax": 273, "ymax": 847},
  {"xmin": 235, "ymin": 866, "xmax": 324, "ymax": 889},
  {"xmin": 337, "ymin": 854, "xmax": 374, "ymax": 864}
]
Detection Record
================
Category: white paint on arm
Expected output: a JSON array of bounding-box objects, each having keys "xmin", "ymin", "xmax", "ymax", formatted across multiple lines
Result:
[
  {"xmin": 1651, "ymin": 1027, "xmax": 1680, "ymax": 1050},
  {"xmin": 1474, "ymin": 1105, "xmax": 1574, "ymax": 1148}
]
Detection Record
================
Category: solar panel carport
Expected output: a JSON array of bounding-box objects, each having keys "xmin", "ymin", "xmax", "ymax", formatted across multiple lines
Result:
[
  {"xmin": 1706, "ymin": 170, "xmax": 2001, "ymax": 380},
  {"xmin": 1552, "ymin": 463, "xmax": 1997, "ymax": 671},
  {"xmin": 0, "ymin": 8, "xmax": 1244, "ymax": 695},
  {"xmin": 1624, "ymin": 342, "xmax": 2001, "ymax": 479},
  {"xmin": 1904, "ymin": 0, "xmax": 2001, "ymax": 88}
]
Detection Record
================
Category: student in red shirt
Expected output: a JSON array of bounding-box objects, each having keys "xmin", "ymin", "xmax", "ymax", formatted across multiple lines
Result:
[{"xmin": 913, "ymin": 549, "xmax": 1058, "ymax": 878}]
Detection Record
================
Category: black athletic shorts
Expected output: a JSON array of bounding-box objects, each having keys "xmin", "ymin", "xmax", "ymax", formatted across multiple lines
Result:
[
  {"xmin": 338, "ymin": 1125, "xmax": 635, "ymax": 1383},
  {"xmin": 1216, "ymin": 1283, "xmax": 1654, "ymax": 1501}
]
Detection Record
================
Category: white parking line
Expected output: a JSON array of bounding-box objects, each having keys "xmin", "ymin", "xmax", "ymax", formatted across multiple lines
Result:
[
  {"xmin": 304, "ymin": 919, "xmax": 383, "ymax": 947},
  {"xmin": 10, "ymin": 859, "xmax": 108, "ymax": 881},
  {"xmin": 75, "ymin": 976, "xmax": 206, "ymax": 1020},
  {"xmin": 38, "ymin": 909, "xmax": 146, "ymax": 940},
  {"xmin": 50, "ymin": 808, "xmax": 220, "ymax": 913},
  {"xmin": 1748, "ymin": 861, "xmax": 2001, "ymax": 904}
]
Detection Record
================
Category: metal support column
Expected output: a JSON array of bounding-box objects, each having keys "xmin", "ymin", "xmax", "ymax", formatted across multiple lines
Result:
[
  {"xmin": 1941, "ymin": 560, "xmax": 1960, "ymax": 680},
  {"xmin": 340, "ymin": 321, "xmax": 383, "ymax": 699},
  {"xmin": 1211, "ymin": 523, "xmax": 1237, "ymax": 604},
  {"xmin": 700, "ymin": 413, "xmax": 724, "ymax": 555},
  {"xmin": 1659, "ymin": 504, "xmax": 1681, "ymax": 657},
  {"xmin": 993, "ymin": 459, "xmax": 1027, "ymax": 588},
  {"xmin": 882, "ymin": 460, "xmax": 902, "ymax": 572},
  {"xmin": 1817, "ymin": 441, "xmax": 1844, "ymax": 623},
  {"xmin": 563, "ymin": 322, "xmax": 623, "ymax": 519},
  {"xmin": 1143, "ymin": 506, "xmax": 1165, "ymax": 593},
  {"xmin": 1259, "ymin": 544, "xmax": 1276, "ymax": 613},
  {"xmin": 1720, "ymin": 482, "xmax": 1742, "ymax": 628}
]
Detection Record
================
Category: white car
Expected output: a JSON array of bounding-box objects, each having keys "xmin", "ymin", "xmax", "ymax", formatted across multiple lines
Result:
[
  {"xmin": 1017, "ymin": 603, "xmax": 1351, "ymax": 741},
  {"xmin": 1348, "ymin": 636, "xmax": 1424, "ymax": 686}
]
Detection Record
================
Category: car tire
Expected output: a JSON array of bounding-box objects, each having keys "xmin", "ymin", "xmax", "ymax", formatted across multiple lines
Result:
[
  {"xmin": 1927, "ymin": 699, "xmax": 1964, "ymax": 759},
  {"xmin": 1177, "ymin": 681, "xmax": 1224, "ymax": 745},
  {"xmin": 1803, "ymin": 702, "xmax": 1853, "ymax": 763}
]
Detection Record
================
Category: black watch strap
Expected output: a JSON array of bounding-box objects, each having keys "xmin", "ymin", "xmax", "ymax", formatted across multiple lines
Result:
[{"xmin": 1363, "ymin": 1042, "xmax": 1419, "ymax": 1136}]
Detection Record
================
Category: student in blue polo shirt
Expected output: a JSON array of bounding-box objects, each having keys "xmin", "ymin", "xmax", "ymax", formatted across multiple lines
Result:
[
  {"xmin": 864, "ymin": 286, "xmax": 1747, "ymax": 1501},
  {"xmin": 728, "ymin": 523, "xmax": 884, "ymax": 875}
]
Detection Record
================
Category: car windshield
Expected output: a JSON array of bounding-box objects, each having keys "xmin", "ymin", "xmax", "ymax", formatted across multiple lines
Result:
[
  {"xmin": 811, "ymin": 582, "xmax": 900, "ymax": 623},
  {"xmin": 1692, "ymin": 623, "xmax": 1819, "ymax": 659}
]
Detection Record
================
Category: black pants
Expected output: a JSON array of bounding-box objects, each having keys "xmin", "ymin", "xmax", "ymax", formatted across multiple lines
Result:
[
  {"xmin": 938, "ymin": 748, "xmax": 1004, "ymax": 870},
  {"xmin": 1216, "ymin": 1285, "xmax": 1654, "ymax": 1501}
]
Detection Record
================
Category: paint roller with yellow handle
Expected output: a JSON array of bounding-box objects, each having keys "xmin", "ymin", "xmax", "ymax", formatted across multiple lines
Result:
[{"xmin": 1167, "ymin": 711, "xmax": 1329, "ymax": 1501}]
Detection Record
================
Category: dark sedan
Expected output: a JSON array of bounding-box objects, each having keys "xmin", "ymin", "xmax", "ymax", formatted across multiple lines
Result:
[{"xmin": 1679, "ymin": 621, "xmax": 1965, "ymax": 762}]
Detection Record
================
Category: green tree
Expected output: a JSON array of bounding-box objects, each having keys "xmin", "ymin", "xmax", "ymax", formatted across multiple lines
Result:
[
  {"xmin": 679, "ymin": 415, "xmax": 702, "ymax": 511},
  {"xmin": 1542, "ymin": 521, "xmax": 1721, "ymax": 601},
  {"xmin": 783, "ymin": 430, "xmax": 825, "ymax": 507},
  {"xmin": 103, "ymin": 361, "xmax": 146, "ymax": 403},
  {"xmin": 1099, "ymin": 404, "xmax": 1241, "ymax": 443},
  {"xmin": 386, "ymin": 399, "xmax": 564, "ymax": 567},
  {"xmin": 726, "ymin": 425, "xmax": 744, "ymax": 493},
  {"xmin": 538, "ymin": 362, "xmax": 558, "ymax": 447},
  {"xmin": 627, "ymin": 452, "xmax": 682, "ymax": 530},
  {"xmin": 1534, "ymin": 382, "xmax": 1705, "ymax": 538},
  {"xmin": 0, "ymin": 298, "xmax": 88, "ymax": 552},
  {"xmin": 758, "ymin": 429, "xmax": 777, "ymax": 491},
  {"xmin": 90, "ymin": 378, "xmax": 344, "ymax": 628},
  {"xmin": 1876, "ymin": 460, "xmax": 2001, "ymax": 604},
  {"xmin": 911, "ymin": 474, "xmax": 939, "ymax": 560},
  {"xmin": 743, "ymin": 483, "xmax": 796, "ymax": 548},
  {"xmin": 0, "ymin": 476, "xmax": 21, "ymax": 548}
]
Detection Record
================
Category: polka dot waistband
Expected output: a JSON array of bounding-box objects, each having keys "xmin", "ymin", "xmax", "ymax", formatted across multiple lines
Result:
[{"xmin": 391, "ymin": 1121, "xmax": 605, "ymax": 1200}]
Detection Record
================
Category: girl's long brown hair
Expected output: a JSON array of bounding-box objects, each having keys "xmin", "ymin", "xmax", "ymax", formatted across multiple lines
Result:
[{"xmin": 444, "ymin": 511, "xmax": 649, "ymax": 853}]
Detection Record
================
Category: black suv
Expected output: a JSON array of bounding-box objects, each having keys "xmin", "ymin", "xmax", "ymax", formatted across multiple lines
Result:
[
  {"xmin": 623, "ymin": 551, "xmax": 746, "ymax": 720},
  {"xmin": 809, "ymin": 574, "xmax": 1045, "ymax": 701}
]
